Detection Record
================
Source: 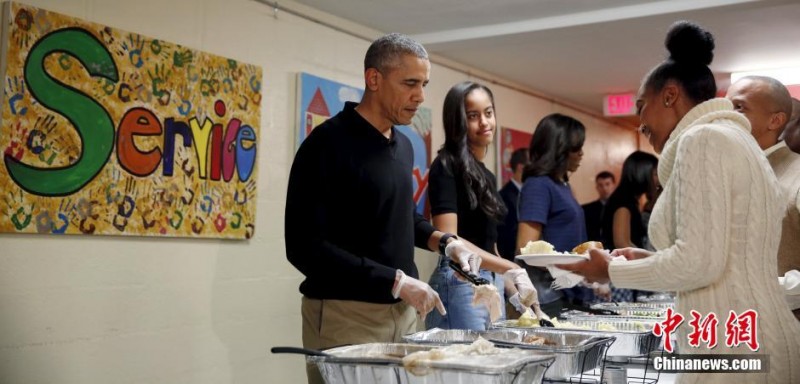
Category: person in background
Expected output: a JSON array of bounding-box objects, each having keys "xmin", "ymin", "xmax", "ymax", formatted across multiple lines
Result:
[
  {"xmin": 582, "ymin": 171, "xmax": 616, "ymax": 242},
  {"xmin": 425, "ymin": 81, "xmax": 538, "ymax": 331},
  {"xmin": 784, "ymin": 98, "xmax": 800, "ymax": 153},
  {"xmin": 559, "ymin": 21, "xmax": 800, "ymax": 383},
  {"xmin": 641, "ymin": 166, "xmax": 662, "ymax": 251},
  {"xmin": 517, "ymin": 113, "xmax": 592, "ymax": 316},
  {"xmin": 601, "ymin": 152, "xmax": 658, "ymax": 255},
  {"xmin": 599, "ymin": 151, "xmax": 658, "ymax": 302},
  {"xmin": 285, "ymin": 33, "xmax": 480, "ymax": 384},
  {"xmin": 726, "ymin": 76, "xmax": 800, "ymax": 320},
  {"xmin": 497, "ymin": 148, "xmax": 530, "ymax": 261}
]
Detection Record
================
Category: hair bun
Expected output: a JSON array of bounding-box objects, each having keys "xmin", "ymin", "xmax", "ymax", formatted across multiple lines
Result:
[{"xmin": 665, "ymin": 21, "xmax": 714, "ymax": 66}]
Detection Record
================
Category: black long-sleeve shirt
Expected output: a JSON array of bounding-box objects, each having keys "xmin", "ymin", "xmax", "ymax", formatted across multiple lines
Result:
[
  {"xmin": 428, "ymin": 156, "xmax": 500, "ymax": 254},
  {"xmin": 497, "ymin": 180, "xmax": 520, "ymax": 260},
  {"xmin": 285, "ymin": 102, "xmax": 436, "ymax": 303}
]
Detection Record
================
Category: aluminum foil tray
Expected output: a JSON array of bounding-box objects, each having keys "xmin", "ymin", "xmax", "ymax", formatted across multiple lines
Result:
[
  {"xmin": 308, "ymin": 342, "xmax": 554, "ymax": 384},
  {"xmin": 590, "ymin": 302, "xmax": 673, "ymax": 317},
  {"xmin": 403, "ymin": 328, "xmax": 613, "ymax": 380},
  {"xmin": 493, "ymin": 317, "xmax": 661, "ymax": 357},
  {"xmin": 401, "ymin": 328, "xmax": 483, "ymax": 345},
  {"xmin": 637, "ymin": 292, "xmax": 675, "ymax": 303},
  {"xmin": 565, "ymin": 315, "xmax": 664, "ymax": 324}
]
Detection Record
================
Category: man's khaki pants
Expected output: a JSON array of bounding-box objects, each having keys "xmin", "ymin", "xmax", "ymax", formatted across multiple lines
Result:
[{"xmin": 301, "ymin": 297, "xmax": 416, "ymax": 384}]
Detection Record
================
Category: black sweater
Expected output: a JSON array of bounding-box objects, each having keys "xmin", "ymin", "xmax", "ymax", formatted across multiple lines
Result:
[
  {"xmin": 285, "ymin": 102, "xmax": 435, "ymax": 303},
  {"xmin": 428, "ymin": 156, "xmax": 500, "ymax": 254}
]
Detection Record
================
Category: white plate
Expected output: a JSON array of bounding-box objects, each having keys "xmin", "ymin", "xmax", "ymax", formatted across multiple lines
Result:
[{"xmin": 515, "ymin": 253, "xmax": 589, "ymax": 267}]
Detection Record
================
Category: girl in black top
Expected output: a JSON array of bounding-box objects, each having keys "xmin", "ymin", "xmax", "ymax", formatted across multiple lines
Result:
[
  {"xmin": 600, "ymin": 151, "xmax": 658, "ymax": 301},
  {"xmin": 425, "ymin": 81, "xmax": 538, "ymax": 330}
]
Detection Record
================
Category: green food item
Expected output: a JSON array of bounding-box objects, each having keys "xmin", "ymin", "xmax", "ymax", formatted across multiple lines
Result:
[
  {"xmin": 596, "ymin": 323, "xmax": 618, "ymax": 331},
  {"xmin": 515, "ymin": 311, "xmax": 540, "ymax": 327}
]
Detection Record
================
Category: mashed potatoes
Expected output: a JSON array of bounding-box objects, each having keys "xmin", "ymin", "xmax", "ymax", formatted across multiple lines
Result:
[
  {"xmin": 520, "ymin": 240, "xmax": 556, "ymax": 255},
  {"xmin": 402, "ymin": 337, "xmax": 502, "ymax": 376}
]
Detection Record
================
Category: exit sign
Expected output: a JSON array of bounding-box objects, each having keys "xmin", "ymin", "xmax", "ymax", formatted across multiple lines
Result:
[{"xmin": 603, "ymin": 93, "xmax": 636, "ymax": 116}]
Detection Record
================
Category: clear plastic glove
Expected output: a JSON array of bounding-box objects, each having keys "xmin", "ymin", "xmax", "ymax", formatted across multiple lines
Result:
[
  {"xmin": 392, "ymin": 270, "xmax": 446, "ymax": 317},
  {"xmin": 509, "ymin": 292, "xmax": 550, "ymax": 321},
  {"xmin": 445, "ymin": 239, "xmax": 481, "ymax": 273},
  {"xmin": 593, "ymin": 284, "xmax": 612, "ymax": 301},
  {"xmin": 504, "ymin": 268, "xmax": 538, "ymax": 307}
]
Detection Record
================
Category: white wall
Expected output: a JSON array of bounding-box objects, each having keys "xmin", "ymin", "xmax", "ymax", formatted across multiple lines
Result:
[{"xmin": 0, "ymin": 0, "xmax": 641, "ymax": 383}]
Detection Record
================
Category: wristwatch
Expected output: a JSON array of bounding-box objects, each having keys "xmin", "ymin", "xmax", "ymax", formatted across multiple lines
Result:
[{"xmin": 438, "ymin": 233, "xmax": 457, "ymax": 255}]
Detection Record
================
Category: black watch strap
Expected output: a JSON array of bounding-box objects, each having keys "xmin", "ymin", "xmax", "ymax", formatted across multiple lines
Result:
[{"xmin": 439, "ymin": 233, "xmax": 457, "ymax": 255}]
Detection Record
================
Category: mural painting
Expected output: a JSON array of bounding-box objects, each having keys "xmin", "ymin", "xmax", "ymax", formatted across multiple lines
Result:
[{"xmin": 0, "ymin": 2, "xmax": 262, "ymax": 238}]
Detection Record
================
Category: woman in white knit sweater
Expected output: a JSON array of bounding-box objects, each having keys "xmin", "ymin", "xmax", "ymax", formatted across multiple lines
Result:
[{"xmin": 560, "ymin": 21, "xmax": 800, "ymax": 383}]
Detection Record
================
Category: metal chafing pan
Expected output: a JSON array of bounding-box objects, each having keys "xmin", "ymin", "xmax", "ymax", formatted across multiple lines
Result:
[
  {"xmin": 493, "ymin": 316, "xmax": 661, "ymax": 357},
  {"xmin": 403, "ymin": 328, "xmax": 614, "ymax": 380},
  {"xmin": 308, "ymin": 342, "xmax": 555, "ymax": 384},
  {"xmin": 565, "ymin": 314, "xmax": 664, "ymax": 323},
  {"xmin": 590, "ymin": 302, "xmax": 673, "ymax": 317},
  {"xmin": 638, "ymin": 292, "xmax": 675, "ymax": 303},
  {"xmin": 401, "ymin": 328, "xmax": 483, "ymax": 345}
]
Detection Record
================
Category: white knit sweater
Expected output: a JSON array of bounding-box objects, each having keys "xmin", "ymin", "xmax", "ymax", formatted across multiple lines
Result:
[{"xmin": 609, "ymin": 99, "xmax": 800, "ymax": 384}]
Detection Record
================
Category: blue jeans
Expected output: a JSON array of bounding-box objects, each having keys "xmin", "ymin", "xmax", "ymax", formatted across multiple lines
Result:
[{"xmin": 425, "ymin": 257, "xmax": 506, "ymax": 330}]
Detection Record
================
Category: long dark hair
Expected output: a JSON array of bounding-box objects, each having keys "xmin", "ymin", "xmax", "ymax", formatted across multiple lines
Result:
[
  {"xmin": 439, "ymin": 81, "xmax": 507, "ymax": 221},
  {"xmin": 608, "ymin": 151, "xmax": 659, "ymax": 205},
  {"xmin": 643, "ymin": 21, "xmax": 716, "ymax": 104},
  {"xmin": 523, "ymin": 113, "xmax": 585, "ymax": 182}
]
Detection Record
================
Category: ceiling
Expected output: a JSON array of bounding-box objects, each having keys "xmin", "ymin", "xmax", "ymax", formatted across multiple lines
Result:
[{"xmin": 292, "ymin": 0, "xmax": 800, "ymax": 128}]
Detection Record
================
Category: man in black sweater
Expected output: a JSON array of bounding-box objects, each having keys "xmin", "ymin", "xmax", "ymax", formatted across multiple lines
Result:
[
  {"xmin": 285, "ymin": 33, "xmax": 479, "ymax": 384},
  {"xmin": 497, "ymin": 147, "xmax": 529, "ymax": 260}
]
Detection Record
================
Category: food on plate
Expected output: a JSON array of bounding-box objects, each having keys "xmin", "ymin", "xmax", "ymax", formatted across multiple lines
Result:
[
  {"xmin": 572, "ymin": 241, "xmax": 604, "ymax": 254},
  {"xmin": 472, "ymin": 284, "xmax": 503, "ymax": 322},
  {"xmin": 520, "ymin": 240, "xmax": 556, "ymax": 255},
  {"xmin": 402, "ymin": 337, "xmax": 503, "ymax": 376}
]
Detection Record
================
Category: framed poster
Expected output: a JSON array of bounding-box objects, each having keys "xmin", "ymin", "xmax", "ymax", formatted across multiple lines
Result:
[
  {"xmin": 296, "ymin": 72, "xmax": 362, "ymax": 148},
  {"xmin": 0, "ymin": 2, "xmax": 262, "ymax": 238},
  {"xmin": 296, "ymin": 72, "xmax": 431, "ymax": 215},
  {"xmin": 496, "ymin": 126, "xmax": 532, "ymax": 186}
]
